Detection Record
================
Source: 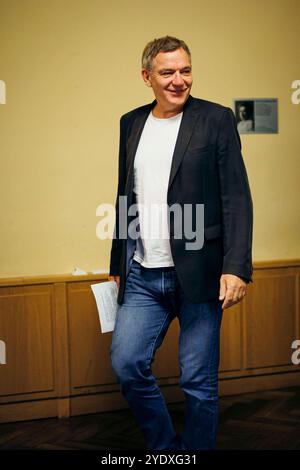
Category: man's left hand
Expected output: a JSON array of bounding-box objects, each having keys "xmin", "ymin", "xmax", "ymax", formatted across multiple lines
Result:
[{"xmin": 219, "ymin": 274, "xmax": 247, "ymax": 309}]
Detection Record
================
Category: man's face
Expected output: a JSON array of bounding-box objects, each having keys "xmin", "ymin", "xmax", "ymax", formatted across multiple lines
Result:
[
  {"xmin": 239, "ymin": 105, "xmax": 247, "ymax": 120},
  {"xmin": 142, "ymin": 47, "xmax": 193, "ymax": 112}
]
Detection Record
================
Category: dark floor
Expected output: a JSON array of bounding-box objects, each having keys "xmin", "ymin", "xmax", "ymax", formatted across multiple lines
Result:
[{"xmin": 0, "ymin": 386, "xmax": 300, "ymax": 450}]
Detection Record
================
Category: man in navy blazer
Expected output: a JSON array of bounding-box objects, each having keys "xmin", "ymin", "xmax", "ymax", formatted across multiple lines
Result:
[{"xmin": 108, "ymin": 36, "xmax": 253, "ymax": 450}]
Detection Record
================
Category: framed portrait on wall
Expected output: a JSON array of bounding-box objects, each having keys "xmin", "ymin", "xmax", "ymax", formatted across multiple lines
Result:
[{"xmin": 233, "ymin": 99, "xmax": 278, "ymax": 134}]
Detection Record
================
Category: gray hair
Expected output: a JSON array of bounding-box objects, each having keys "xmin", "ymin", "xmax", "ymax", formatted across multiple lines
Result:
[{"xmin": 142, "ymin": 35, "xmax": 191, "ymax": 71}]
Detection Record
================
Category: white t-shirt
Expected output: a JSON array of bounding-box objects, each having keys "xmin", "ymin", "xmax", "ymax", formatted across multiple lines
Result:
[{"xmin": 132, "ymin": 109, "xmax": 183, "ymax": 268}]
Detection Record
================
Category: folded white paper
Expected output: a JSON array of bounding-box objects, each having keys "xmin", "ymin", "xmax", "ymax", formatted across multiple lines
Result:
[{"xmin": 90, "ymin": 281, "xmax": 118, "ymax": 333}]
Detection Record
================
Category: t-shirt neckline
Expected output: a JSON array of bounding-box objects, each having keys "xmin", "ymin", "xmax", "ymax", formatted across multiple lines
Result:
[{"xmin": 150, "ymin": 110, "xmax": 183, "ymax": 122}]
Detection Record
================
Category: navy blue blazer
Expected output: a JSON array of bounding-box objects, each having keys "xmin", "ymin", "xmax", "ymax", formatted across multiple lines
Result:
[{"xmin": 109, "ymin": 95, "xmax": 253, "ymax": 305}]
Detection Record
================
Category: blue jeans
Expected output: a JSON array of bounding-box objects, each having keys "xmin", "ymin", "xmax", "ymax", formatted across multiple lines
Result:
[{"xmin": 110, "ymin": 259, "xmax": 223, "ymax": 450}]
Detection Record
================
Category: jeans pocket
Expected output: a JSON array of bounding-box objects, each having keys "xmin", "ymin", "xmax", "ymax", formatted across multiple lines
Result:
[
  {"xmin": 131, "ymin": 259, "xmax": 141, "ymax": 269},
  {"xmin": 128, "ymin": 259, "xmax": 141, "ymax": 279}
]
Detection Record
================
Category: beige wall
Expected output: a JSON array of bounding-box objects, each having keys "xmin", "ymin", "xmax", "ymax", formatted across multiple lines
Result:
[{"xmin": 0, "ymin": 0, "xmax": 299, "ymax": 277}]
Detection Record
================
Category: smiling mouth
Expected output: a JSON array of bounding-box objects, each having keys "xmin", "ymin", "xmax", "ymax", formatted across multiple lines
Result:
[{"xmin": 168, "ymin": 89, "xmax": 187, "ymax": 94}]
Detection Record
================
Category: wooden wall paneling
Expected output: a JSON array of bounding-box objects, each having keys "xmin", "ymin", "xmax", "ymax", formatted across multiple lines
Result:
[
  {"xmin": 67, "ymin": 281, "xmax": 117, "ymax": 393},
  {"xmin": 0, "ymin": 284, "xmax": 55, "ymax": 397},
  {"xmin": 220, "ymin": 302, "xmax": 243, "ymax": 373},
  {"xmin": 296, "ymin": 272, "xmax": 300, "ymax": 345},
  {"xmin": 0, "ymin": 399, "xmax": 58, "ymax": 424},
  {"xmin": 0, "ymin": 262, "xmax": 300, "ymax": 423},
  {"xmin": 241, "ymin": 280, "xmax": 256, "ymax": 373},
  {"xmin": 245, "ymin": 269, "xmax": 296, "ymax": 370},
  {"xmin": 219, "ymin": 370, "xmax": 300, "ymax": 396},
  {"xmin": 53, "ymin": 282, "xmax": 71, "ymax": 418}
]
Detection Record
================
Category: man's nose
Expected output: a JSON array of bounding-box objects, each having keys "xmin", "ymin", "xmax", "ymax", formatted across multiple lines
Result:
[{"xmin": 172, "ymin": 72, "xmax": 185, "ymax": 86}]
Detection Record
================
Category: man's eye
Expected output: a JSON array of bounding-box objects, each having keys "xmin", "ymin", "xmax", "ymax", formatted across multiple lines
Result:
[{"xmin": 162, "ymin": 72, "xmax": 172, "ymax": 76}]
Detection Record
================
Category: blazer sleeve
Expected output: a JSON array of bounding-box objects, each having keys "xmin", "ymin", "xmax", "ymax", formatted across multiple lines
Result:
[
  {"xmin": 216, "ymin": 107, "xmax": 253, "ymax": 283},
  {"xmin": 109, "ymin": 115, "xmax": 127, "ymax": 276}
]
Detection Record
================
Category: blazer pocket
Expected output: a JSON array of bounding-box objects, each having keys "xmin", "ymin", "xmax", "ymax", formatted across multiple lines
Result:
[
  {"xmin": 204, "ymin": 223, "xmax": 222, "ymax": 240},
  {"xmin": 187, "ymin": 143, "xmax": 215, "ymax": 157}
]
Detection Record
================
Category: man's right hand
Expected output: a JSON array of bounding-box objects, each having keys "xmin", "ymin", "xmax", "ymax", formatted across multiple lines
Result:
[{"xmin": 108, "ymin": 275, "xmax": 120, "ymax": 289}]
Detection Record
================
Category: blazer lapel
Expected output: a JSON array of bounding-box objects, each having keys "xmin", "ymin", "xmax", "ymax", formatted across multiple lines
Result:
[
  {"xmin": 125, "ymin": 101, "xmax": 155, "ymax": 194},
  {"xmin": 125, "ymin": 94, "xmax": 199, "ymax": 195},
  {"xmin": 167, "ymin": 95, "xmax": 199, "ymax": 189}
]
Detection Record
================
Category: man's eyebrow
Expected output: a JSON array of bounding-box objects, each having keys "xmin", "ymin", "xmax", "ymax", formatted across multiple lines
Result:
[{"xmin": 158, "ymin": 66, "xmax": 192, "ymax": 73}]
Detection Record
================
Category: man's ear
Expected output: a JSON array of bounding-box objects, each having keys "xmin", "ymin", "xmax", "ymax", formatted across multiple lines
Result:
[{"xmin": 141, "ymin": 69, "xmax": 152, "ymax": 87}]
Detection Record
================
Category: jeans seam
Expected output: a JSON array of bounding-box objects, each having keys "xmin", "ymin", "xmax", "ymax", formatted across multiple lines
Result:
[
  {"xmin": 207, "ymin": 308, "xmax": 220, "ymax": 399},
  {"xmin": 146, "ymin": 307, "xmax": 172, "ymax": 368},
  {"xmin": 207, "ymin": 305, "xmax": 222, "ymax": 445}
]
